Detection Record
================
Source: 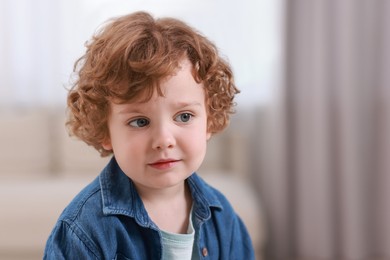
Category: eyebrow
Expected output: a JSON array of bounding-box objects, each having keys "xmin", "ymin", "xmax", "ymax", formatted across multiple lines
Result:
[
  {"xmin": 117, "ymin": 106, "xmax": 143, "ymax": 115},
  {"xmin": 116, "ymin": 101, "xmax": 202, "ymax": 115},
  {"xmin": 174, "ymin": 101, "xmax": 202, "ymax": 108}
]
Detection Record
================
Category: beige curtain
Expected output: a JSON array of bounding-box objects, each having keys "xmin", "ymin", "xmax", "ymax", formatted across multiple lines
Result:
[{"xmin": 255, "ymin": 0, "xmax": 390, "ymax": 259}]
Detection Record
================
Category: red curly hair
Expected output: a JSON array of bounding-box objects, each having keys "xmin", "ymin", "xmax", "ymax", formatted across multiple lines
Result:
[{"xmin": 67, "ymin": 11, "xmax": 239, "ymax": 157}]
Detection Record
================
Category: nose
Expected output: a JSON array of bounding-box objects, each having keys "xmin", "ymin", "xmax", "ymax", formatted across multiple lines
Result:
[{"xmin": 152, "ymin": 124, "xmax": 176, "ymax": 150}]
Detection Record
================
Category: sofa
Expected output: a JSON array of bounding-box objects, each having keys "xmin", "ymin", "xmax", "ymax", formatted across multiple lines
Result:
[{"xmin": 0, "ymin": 106, "xmax": 265, "ymax": 259}]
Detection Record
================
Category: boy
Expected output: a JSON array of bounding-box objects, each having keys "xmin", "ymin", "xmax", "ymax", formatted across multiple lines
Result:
[{"xmin": 44, "ymin": 11, "xmax": 254, "ymax": 259}]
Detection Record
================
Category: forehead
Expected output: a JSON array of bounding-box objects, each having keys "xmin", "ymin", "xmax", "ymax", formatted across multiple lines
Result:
[{"xmin": 134, "ymin": 58, "xmax": 202, "ymax": 99}]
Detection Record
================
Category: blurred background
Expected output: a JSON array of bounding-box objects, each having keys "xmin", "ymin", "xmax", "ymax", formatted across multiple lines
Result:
[{"xmin": 0, "ymin": 0, "xmax": 389, "ymax": 259}]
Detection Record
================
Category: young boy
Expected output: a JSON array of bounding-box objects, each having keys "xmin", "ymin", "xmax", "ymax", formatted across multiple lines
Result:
[{"xmin": 44, "ymin": 11, "xmax": 254, "ymax": 259}]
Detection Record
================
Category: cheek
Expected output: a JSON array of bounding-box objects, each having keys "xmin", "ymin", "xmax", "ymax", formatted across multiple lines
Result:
[
  {"xmin": 188, "ymin": 130, "xmax": 208, "ymax": 153},
  {"xmin": 114, "ymin": 137, "xmax": 146, "ymax": 168},
  {"xmin": 117, "ymin": 135, "xmax": 144, "ymax": 151},
  {"xmin": 109, "ymin": 130, "xmax": 147, "ymax": 156}
]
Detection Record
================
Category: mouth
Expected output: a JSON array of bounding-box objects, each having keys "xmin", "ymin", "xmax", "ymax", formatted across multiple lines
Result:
[{"xmin": 148, "ymin": 159, "xmax": 181, "ymax": 170}]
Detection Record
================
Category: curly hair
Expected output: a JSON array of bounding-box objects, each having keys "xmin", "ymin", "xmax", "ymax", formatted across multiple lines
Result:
[{"xmin": 67, "ymin": 11, "xmax": 239, "ymax": 157}]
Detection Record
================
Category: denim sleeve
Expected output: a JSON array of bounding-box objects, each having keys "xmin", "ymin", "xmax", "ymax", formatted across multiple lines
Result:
[
  {"xmin": 44, "ymin": 220, "xmax": 100, "ymax": 260},
  {"xmin": 229, "ymin": 215, "xmax": 255, "ymax": 260}
]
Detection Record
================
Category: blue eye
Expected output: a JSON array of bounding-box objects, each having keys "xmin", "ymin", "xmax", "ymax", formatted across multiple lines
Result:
[
  {"xmin": 129, "ymin": 118, "xmax": 150, "ymax": 128},
  {"xmin": 175, "ymin": 113, "xmax": 193, "ymax": 123}
]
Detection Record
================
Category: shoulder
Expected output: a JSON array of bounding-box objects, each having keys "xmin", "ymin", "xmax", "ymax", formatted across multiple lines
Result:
[
  {"xmin": 44, "ymin": 177, "xmax": 103, "ymax": 259},
  {"xmin": 58, "ymin": 177, "xmax": 102, "ymax": 224}
]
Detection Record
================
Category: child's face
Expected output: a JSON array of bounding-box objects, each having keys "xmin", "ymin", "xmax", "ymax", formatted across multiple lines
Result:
[{"xmin": 102, "ymin": 59, "xmax": 211, "ymax": 192}]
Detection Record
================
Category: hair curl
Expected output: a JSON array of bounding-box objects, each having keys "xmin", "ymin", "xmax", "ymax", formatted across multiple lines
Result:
[{"xmin": 67, "ymin": 11, "xmax": 239, "ymax": 157}]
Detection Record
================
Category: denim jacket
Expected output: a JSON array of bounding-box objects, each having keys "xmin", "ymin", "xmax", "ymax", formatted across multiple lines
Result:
[{"xmin": 44, "ymin": 157, "xmax": 254, "ymax": 259}]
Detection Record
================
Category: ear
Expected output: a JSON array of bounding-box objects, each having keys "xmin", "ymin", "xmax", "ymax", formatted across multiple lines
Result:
[
  {"xmin": 206, "ymin": 132, "xmax": 212, "ymax": 141},
  {"xmin": 101, "ymin": 138, "xmax": 113, "ymax": 151}
]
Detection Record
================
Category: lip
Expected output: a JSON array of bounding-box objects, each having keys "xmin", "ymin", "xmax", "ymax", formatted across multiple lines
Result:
[{"xmin": 148, "ymin": 159, "xmax": 181, "ymax": 170}]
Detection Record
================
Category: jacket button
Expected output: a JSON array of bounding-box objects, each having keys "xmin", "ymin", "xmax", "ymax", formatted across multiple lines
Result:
[{"xmin": 202, "ymin": 247, "xmax": 208, "ymax": 257}]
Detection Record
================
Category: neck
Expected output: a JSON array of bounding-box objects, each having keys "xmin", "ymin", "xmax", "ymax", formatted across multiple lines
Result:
[
  {"xmin": 136, "ymin": 181, "xmax": 187, "ymax": 204},
  {"xmin": 136, "ymin": 181, "xmax": 193, "ymax": 234}
]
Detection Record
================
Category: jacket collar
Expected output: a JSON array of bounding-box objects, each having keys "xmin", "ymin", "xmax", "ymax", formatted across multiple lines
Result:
[{"xmin": 99, "ymin": 157, "xmax": 223, "ymax": 225}]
